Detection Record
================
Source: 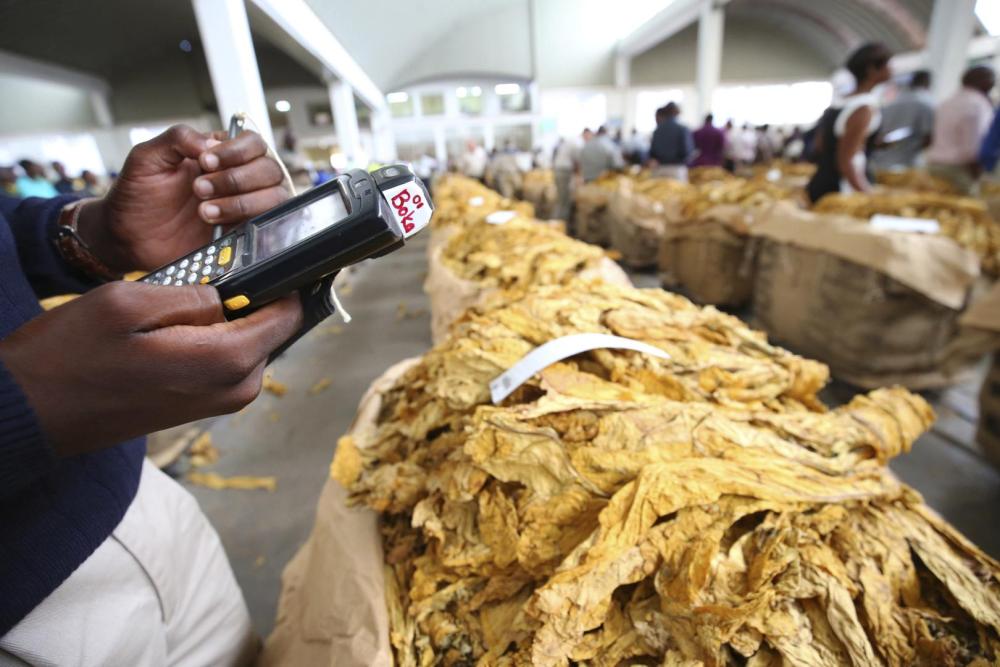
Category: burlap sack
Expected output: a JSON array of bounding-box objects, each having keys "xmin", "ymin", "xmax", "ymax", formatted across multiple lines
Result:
[
  {"xmin": 574, "ymin": 182, "xmax": 613, "ymax": 245},
  {"xmin": 750, "ymin": 202, "xmax": 999, "ymax": 389},
  {"xmin": 976, "ymin": 356, "xmax": 1000, "ymax": 470},
  {"xmin": 425, "ymin": 245, "xmax": 483, "ymax": 343},
  {"xmin": 658, "ymin": 205, "xmax": 755, "ymax": 307},
  {"xmin": 522, "ymin": 173, "xmax": 558, "ymax": 220},
  {"xmin": 608, "ymin": 180, "xmax": 673, "ymax": 269},
  {"xmin": 261, "ymin": 359, "xmax": 420, "ymax": 667}
]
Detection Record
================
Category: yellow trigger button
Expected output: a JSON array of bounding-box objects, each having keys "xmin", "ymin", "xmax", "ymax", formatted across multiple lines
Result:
[
  {"xmin": 223, "ymin": 295, "xmax": 250, "ymax": 311},
  {"xmin": 218, "ymin": 246, "xmax": 233, "ymax": 265},
  {"xmin": 199, "ymin": 276, "xmax": 210, "ymax": 284}
]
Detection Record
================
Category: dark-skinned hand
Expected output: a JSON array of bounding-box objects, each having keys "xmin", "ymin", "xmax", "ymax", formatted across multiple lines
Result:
[
  {"xmin": 0, "ymin": 284, "xmax": 302, "ymax": 458},
  {"xmin": 77, "ymin": 124, "xmax": 287, "ymax": 272},
  {"xmin": 0, "ymin": 125, "xmax": 303, "ymax": 458}
]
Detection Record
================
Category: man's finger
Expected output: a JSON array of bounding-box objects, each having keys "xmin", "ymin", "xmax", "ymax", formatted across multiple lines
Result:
[
  {"xmin": 193, "ymin": 156, "xmax": 284, "ymax": 200},
  {"xmin": 130, "ymin": 284, "xmax": 226, "ymax": 331},
  {"xmin": 199, "ymin": 130, "xmax": 269, "ymax": 172},
  {"xmin": 199, "ymin": 186, "xmax": 288, "ymax": 225},
  {"xmin": 219, "ymin": 295, "xmax": 304, "ymax": 363},
  {"xmin": 132, "ymin": 125, "xmax": 210, "ymax": 168}
]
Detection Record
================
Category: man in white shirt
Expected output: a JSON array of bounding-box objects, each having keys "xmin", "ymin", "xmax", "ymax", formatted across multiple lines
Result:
[
  {"xmin": 580, "ymin": 126, "xmax": 624, "ymax": 182},
  {"xmin": 552, "ymin": 135, "xmax": 581, "ymax": 222},
  {"xmin": 926, "ymin": 66, "xmax": 996, "ymax": 193},
  {"xmin": 459, "ymin": 140, "xmax": 488, "ymax": 182}
]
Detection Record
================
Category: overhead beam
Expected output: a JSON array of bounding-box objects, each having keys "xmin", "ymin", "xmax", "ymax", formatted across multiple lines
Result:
[
  {"xmin": 247, "ymin": 0, "xmax": 386, "ymax": 111},
  {"xmin": 0, "ymin": 49, "xmax": 109, "ymax": 95},
  {"xmin": 618, "ymin": 0, "xmax": 727, "ymax": 58}
]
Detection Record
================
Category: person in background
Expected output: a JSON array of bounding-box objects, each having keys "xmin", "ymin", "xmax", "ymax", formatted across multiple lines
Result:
[
  {"xmin": 691, "ymin": 114, "xmax": 726, "ymax": 168},
  {"xmin": 783, "ymin": 127, "xmax": 806, "ymax": 161},
  {"xmin": 79, "ymin": 170, "xmax": 107, "ymax": 197},
  {"xmin": 492, "ymin": 141, "xmax": 523, "ymax": 198},
  {"xmin": 553, "ymin": 135, "xmax": 581, "ymax": 222},
  {"xmin": 0, "ymin": 168, "xmax": 17, "ymax": 196},
  {"xmin": 15, "ymin": 160, "xmax": 57, "ymax": 199},
  {"xmin": 979, "ymin": 108, "xmax": 1000, "ymax": 176},
  {"xmin": 648, "ymin": 102, "xmax": 694, "ymax": 181},
  {"xmin": 459, "ymin": 140, "xmax": 488, "ymax": 183},
  {"xmin": 926, "ymin": 66, "xmax": 996, "ymax": 193},
  {"xmin": 756, "ymin": 125, "xmax": 776, "ymax": 163},
  {"xmin": 729, "ymin": 123, "xmax": 757, "ymax": 172},
  {"xmin": 722, "ymin": 120, "xmax": 736, "ymax": 171},
  {"xmin": 622, "ymin": 129, "xmax": 646, "ymax": 164},
  {"xmin": 580, "ymin": 126, "xmax": 624, "ymax": 182},
  {"xmin": 870, "ymin": 70, "xmax": 934, "ymax": 171},
  {"xmin": 807, "ymin": 42, "xmax": 893, "ymax": 203},
  {"xmin": 51, "ymin": 162, "xmax": 75, "ymax": 194}
]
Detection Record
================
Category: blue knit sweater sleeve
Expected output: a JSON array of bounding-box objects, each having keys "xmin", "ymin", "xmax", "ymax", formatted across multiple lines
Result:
[
  {"xmin": 0, "ymin": 360, "xmax": 55, "ymax": 500},
  {"xmin": 0, "ymin": 195, "xmax": 102, "ymax": 299}
]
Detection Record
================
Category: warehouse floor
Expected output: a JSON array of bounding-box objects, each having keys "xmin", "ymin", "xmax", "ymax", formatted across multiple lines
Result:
[{"xmin": 175, "ymin": 233, "xmax": 1000, "ymax": 638}]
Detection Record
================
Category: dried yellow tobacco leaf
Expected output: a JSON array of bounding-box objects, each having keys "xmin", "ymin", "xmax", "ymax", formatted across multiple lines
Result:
[
  {"xmin": 331, "ymin": 281, "xmax": 1000, "ymax": 666},
  {"xmin": 187, "ymin": 471, "xmax": 276, "ymax": 491}
]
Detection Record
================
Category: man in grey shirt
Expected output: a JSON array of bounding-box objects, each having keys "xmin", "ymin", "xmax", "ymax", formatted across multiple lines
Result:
[
  {"xmin": 871, "ymin": 70, "xmax": 934, "ymax": 171},
  {"xmin": 580, "ymin": 127, "xmax": 624, "ymax": 182}
]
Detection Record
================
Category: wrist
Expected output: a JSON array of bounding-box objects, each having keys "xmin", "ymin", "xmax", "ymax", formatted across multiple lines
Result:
[{"xmin": 74, "ymin": 199, "xmax": 132, "ymax": 273}]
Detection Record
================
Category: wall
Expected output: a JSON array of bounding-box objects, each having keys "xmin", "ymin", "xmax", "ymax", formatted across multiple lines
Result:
[
  {"xmin": 0, "ymin": 73, "xmax": 97, "ymax": 134},
  {"xmin": 631, "ymin": 18, "xmax": 833, "ymax": 86},
  {"xmin": 264, "ymin": 86, "xmax": 337, "ymax": 142},
  {"xmin": 110, "ymin": 58, "xmax": 213, "ymax": 123}
]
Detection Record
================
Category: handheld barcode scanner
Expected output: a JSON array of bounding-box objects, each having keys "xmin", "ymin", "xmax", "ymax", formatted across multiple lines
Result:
[{"xmin": 141, "ymin": 164, "xmax": 433, "ymax": 358}]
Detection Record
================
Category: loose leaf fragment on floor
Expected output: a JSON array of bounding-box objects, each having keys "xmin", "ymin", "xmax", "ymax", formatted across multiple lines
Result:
[
  {"xmin": 263, "ymin": 374, "xmax": 288, "ymax": 397},
  {"xmin": 187, "ymin": 431, "xmax": 219, "ymax": 468},
  {"xmin": 187, "ymin": 471, "xmax": 277, "ymax": 492},
  {"xmin": 310, "ymin": 378, "xmax": 332, "ymax": 395}
]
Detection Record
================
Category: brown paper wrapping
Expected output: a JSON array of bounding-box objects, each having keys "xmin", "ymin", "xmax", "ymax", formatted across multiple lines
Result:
[
  {"xmin": 425, "ymin": 243, "xmax": 631, "ymax": 344},
  {"xmin": 658, "ymin": 205, "xmax": 756, "ymax": 307},
  {"xmin": 607, "ymin": 180, "xmax": 681, "ymax": 268},
  {"xmin": 750, "ymin": 202, "xmax": 1000, "ymax": 389},
  {"xmin": 261, "ymin": 360, "xmax": 419, "ymax": 666}
]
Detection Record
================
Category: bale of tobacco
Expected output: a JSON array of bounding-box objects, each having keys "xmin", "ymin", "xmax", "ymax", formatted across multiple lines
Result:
[{"xmin": 302, "ymin": 283, "xmax": 1000, "ymax": 666}]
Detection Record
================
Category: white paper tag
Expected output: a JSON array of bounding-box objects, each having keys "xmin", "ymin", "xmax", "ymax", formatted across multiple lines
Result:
[
  {"xmin": 489, "ymin": 333, "xmax": 670, "ymax": 404},
  {"xmin": 382, "ymin": 182, "xmax": 432, "ymax": 238},
  {"xmin": 485, "ymin": 210, "xmax": 517, "ymax": 225},
  {"xmin": 869, "ymin": 214, "xmax": 940, "ymax": 234},
  {"xmin": 468, "ymin": 196, "xmax": 485, "ymax": 207},
  {"xmin": 766, "ymin": 168, "xmax": 782, "ymax": 182}
]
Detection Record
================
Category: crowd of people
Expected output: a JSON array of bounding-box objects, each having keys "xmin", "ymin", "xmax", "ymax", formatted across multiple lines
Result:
[
  {"xmin": 449, "ymin": 44, "xmax": 999, "ymax": 218},
  {"xmin": 1, "ymin": 160, "xmax": 109, "ymax": 199}
]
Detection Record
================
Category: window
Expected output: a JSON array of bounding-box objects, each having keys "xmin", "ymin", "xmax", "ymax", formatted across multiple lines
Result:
[
  {"xmin": 496, "ymin": 83, "xmax": 530, "ymax": 113},
  {"xmin": 420, "ymin": 93, "xmax": 445, "ymax": 116},
  {"xmin": 456, "ymin": 86, "xmax": 483, "ymax": 115},
  {"xmin": 387, "ymin": 91, "xmax": 413, "ymax": 118}
]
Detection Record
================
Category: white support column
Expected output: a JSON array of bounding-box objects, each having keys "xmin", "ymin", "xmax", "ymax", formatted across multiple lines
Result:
[
  {"xmin": 329, "ymin": 80, "xmax": 363, "ymax": 167},
  {"xmin": 433, "ymin": 125, "xmax": 448, "ymax": 166},
  {"xmin": 614, "ymin": 54, "xmax": 634, "ymax": 134},
  {"xmin": 926, "ymin": 0, "xmax": 977, "ymax": 102},
  {"xmin": 483, "ymin": 124, "xmax": 496, "ymax": 152},
  {"xmin": 695, "ymin": 0, "xmax": 724, "ymax": 121},
  {"xmin": 371, "ymin": 107, "xmax": 397, "ymax": 162},
  {"xmin": 192, "ymin": 0, "xmax": 274, "ymax": 147},
  {"xmin": 89, "ymin": 91, "xmax": 114, "ymax": 128}
]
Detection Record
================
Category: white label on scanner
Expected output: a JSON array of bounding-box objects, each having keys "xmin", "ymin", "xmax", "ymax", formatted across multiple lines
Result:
[
  {"xmin": 489, "ymin": 333, "xmax": 670, "ymax": 404},
  {"xmin": 383, "ymin": 182, "xmax": 432, "ymax": 238},
  {"xmin": 485, "ymin": 210, "xmax": 517, "ymax": 225},
  {"xmin": 869, "ymin": 214, "xmax": 940, "ymax": 234}
]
